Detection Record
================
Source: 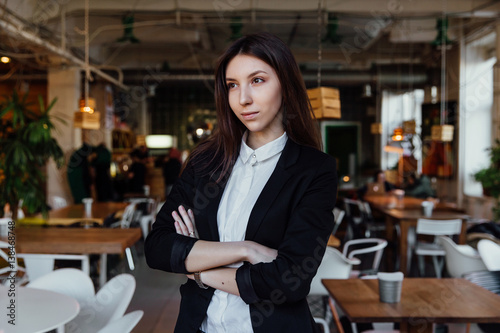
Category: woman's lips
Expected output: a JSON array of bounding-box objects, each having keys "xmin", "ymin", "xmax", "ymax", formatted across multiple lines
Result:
[{"xmin": 242, "ymin": 111, "xmax": 258, "ymax": 120}]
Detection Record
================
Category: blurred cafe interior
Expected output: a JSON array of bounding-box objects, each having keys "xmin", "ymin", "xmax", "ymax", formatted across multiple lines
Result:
[{"xmin": 1, "ymin": 1, "xmax": 500, "ymax": 333}]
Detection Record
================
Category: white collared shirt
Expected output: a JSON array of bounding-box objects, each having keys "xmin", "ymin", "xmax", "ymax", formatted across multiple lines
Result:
[{"xmin": 201, "ymin": 131, "xmax": 288, "ymax": 333}]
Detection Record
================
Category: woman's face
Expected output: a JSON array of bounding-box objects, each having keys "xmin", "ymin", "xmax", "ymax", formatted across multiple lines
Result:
[{"xmin": 226, "ymin": 54, "xmax": 284, "ymax": 143}]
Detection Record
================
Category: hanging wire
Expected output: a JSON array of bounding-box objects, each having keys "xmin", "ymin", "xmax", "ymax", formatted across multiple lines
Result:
[
  {"xmin": 84, "ymin": 0, "xmax": 90, "ymax": 108},
  {"xmin": 317, "ymin": 0, "xmax": 323, "ymax": 88},
  {"xmin": 440, "ymin": 0, "xmax": 447, "ymax": 126}
]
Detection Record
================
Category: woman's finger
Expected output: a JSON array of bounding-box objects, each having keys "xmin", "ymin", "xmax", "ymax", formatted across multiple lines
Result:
[
  {"xmin": 172, "ymin": 211, "xmax": 189, "ymax": 235},
  {"xmin": 179, "ymin": 206, "xmax": 198, "ymax": 238},
  {"xmin": 174, "ymin": 221, "xmax": 181, "ymax": 234},
  {"xmin": 178, "ymin": 205, "xmax": 196, "ymax": 237},
  {"xmin": 187, "ymin": 209, "xmax": 198, "ymax": 238}
]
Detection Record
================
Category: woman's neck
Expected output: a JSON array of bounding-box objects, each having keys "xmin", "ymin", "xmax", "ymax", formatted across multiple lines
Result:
[{"xmin": 246, "ymin": 129, "xmax": 285, "ymax": 150}]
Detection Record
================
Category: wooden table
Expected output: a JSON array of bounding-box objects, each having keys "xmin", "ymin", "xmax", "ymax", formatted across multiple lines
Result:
[
  {"xmin": 0, "ymin": 285, "xmax": 80, "ymax": 333},
  {"xmin": 328, "ymin": 234, "xmax": 341, "ymax": 248},
  {"xmin": 323, "ymin": 278, "xmax": 500, "ymax": 333},
  {"xmin": 364, "ymin": 195, "xmax": 469, "ymax": 274},
  {"xmin": 14, "ymin": 227, "xmax": 141, "ymax": 254},
  {"xmin": 38, "ymin": 202, "xmax": 129, "ymax": 226},
  {"xmin": 12, "ymin": 227, "xmax": 141, "ymax": 286},
  {"xmin": 364, "ymin": 195, "xmax": 464, "ymax": 212},
  {"xmin": 364, "ymin": 195, "xmax": 426, "ymax": 211}
]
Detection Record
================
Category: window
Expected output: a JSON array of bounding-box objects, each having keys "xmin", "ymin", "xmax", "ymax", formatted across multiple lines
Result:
[{"xmin": 462, "ymin": 32, "xmax": 496, "ymax": 196}]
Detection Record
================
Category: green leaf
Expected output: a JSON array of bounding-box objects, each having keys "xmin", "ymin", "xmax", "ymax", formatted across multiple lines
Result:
[{"xmin": 0, "ymin": 90, "xmax": 65, "ymax": 217}]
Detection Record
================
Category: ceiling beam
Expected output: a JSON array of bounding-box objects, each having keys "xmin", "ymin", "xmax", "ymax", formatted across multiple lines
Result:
[{"xmin": 0, "ymin": 7, "xmax": 129, "ymax": 90}]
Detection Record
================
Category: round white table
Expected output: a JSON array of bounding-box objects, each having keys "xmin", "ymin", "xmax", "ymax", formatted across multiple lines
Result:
[{"xmin": 0, "ymin": 285, "xmax": 80, "ymax": 333}]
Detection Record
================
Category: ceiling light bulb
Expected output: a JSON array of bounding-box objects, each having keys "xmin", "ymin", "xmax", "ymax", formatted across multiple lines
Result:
[{"xmin": 0, "ymin": 56, "xmax": 11, "ymax": 64}]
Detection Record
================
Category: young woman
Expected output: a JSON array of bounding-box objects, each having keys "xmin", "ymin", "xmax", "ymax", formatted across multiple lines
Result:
[{"xmin": 145, "ymin": 32, "xmax": 338, "ymax": 333}]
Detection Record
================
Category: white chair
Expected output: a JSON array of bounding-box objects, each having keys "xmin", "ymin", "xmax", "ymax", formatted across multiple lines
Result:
[
  {"xmin": 110, "ymin": 202, "xmax": 136, "ymax": 229},
  {"xmin": 342, "ymin": 238, "xmax": 388, "ymax": 278},
  {"xmin": 71, "ymin": 273, "xmax": 137, "ymax": 332},
  {"xmin": 360, "ymin": 202, "xmax": 386, "ymax": 237},
  {"xmin": 332, "ymin": 208, "xmax": 346, "ymax": 236},
  {"xmin": 413, "ymin": 219, "xmax": 462, "ymax": 278},
  {"xmin": 27, "ymin": 268, "xmax": 96, "ymax": 333},
  {"xmin": 309, "ymin": 247, "xmax": 361, "ymax": 333},
  {"xmin": 127, "ymin": 198, "xmax": 157, "ymax": 238},
  {"xmin": 27, "ymin": 267, "xmax": 95, "ymax": 304},
  {"xmin": 344, "ymin": 199, "xmax": 385, "ymax": 238},
  {"xmin": 110, "ymin": 203, "xmax": 137, "ymax": 270},
  {"xmin": 97, "ymin": 310, "xmax": 144, "ymax": 333},
  {"xmin": 17, "ymin": 253, "xmax": 90, "ymax": 282},
  {"xmin": 477, "ymin": 239, "xmax": 500, "ymax": 271},
  {"xmin": 438, "ymin": 236, "xmax": 487, "ymax": 278},
  {"xmin": 0, "ymin": 240, "xmax": 28, "ymax": 285},
  {"xmin": 28, "ymin": 269, "xmax": 137, "ymax": 333},
  {"xmin": 344, "ymin": 198, "xmax": 364, "ymax": 224}
]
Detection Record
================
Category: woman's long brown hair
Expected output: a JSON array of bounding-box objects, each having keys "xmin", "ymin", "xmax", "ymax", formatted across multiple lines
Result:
[{"xmin": 186, "ymin": 32, "xmax": 322, "ymax": 183}]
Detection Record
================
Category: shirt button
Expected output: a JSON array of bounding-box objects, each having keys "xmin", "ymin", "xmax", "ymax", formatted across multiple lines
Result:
[{"xmin": 253, "ymin": 154, "xmax": 256, "ymax": 158}]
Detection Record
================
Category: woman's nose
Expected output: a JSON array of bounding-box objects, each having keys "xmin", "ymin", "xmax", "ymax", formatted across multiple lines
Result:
[{"xmin": 239, "ymin": 86, "xmax": 252, "ymax": 105}]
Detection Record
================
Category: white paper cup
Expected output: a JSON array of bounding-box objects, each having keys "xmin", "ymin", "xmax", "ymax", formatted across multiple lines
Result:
[
  {"xmin": 393, "ymin": 189, "xmax": 405, "ymax": 201},
  {"xmin": 82, "ymin": 197, "xmax": 93, "ymax": 217},
  {"xmin": 378, "ymin": 272, "xmax": 404, "ymax": 303},
  {"xmin": 421, "ymin": 201, "xmax": 434, "ymax": 217}
]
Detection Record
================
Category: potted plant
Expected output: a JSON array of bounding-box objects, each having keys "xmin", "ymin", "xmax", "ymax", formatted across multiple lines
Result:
[
  {"xmin": 0, "ymin": 90, "xmax": 65, "ymax": 221},
  {"xmin": 473, "ymin": 139, "xmax": 500, "ymax": 221}
]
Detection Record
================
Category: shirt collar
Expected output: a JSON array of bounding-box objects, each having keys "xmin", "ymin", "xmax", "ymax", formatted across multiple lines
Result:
[{"xmin": 239, "ymin": 131, "xmax": 288, "ymax": 165}]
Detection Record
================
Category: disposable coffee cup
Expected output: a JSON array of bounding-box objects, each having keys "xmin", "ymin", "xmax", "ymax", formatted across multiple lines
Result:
[
  {"xmin": 0, "ymin": 220, "xmax": 8, "ymax": 237},
  {"xmin": 421, "ymin": 201, "xmax": 434, "ymax": 217},
  {"xmin": 393, "ymin": 189, "xmax": 405, "ymax": 201},
  {"xmin": 82, "ymin": 197, "xmax": 93, "ymax": 217},
  {"xmin": 143, "ymin": 185, "xmax": 150, "ymax": 196},
  {"xmin": 377, "ymin": 272, "xmax": 404, "ymax": 303}
]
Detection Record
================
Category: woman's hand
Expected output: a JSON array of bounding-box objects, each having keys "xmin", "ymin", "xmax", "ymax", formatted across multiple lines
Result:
[
  {"xmin": 172, "ymin": 205, "xmax": 198, "ymax": 239},
  {"xmin": 245, "ymin": 241, "xmax": 278, "ymax": 265}
]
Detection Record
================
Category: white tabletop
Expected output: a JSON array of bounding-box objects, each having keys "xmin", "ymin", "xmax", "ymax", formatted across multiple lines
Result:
[{"xmin": 0, "ymin": 285, "xmax": 80, "ymax": 333}]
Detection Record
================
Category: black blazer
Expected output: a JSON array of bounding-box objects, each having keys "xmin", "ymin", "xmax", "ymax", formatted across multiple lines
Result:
[{"xmin": 145, "ymin": 139, "xmax": 338, "ymax": 333}]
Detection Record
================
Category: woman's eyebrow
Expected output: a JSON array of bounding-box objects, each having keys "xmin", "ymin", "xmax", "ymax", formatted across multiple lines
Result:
[
  {"xmin": 226, "ymin": 70, "xmax": 268, "ymax": 82},
  {"xmin": 246, "ymin": 70, "xmax": 267, "ymax": 78}
]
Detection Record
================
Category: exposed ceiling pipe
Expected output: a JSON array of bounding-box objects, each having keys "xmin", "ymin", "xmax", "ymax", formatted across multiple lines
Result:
[
  {"xmin": 0, "ymin": 11, "xmax": 129, "ymax": 91},
  {"xmin": 6, "ymin": 67, "xmax": 428, "ymax": 89},
  {"xmin": 117, "ymin": 68, "xmax": 428, "ymax": 87}
]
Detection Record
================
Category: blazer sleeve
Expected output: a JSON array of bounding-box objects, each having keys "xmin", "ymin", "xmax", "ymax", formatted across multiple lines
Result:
[
  {"xmin": 236, "ymin": 154, "xmax": 338, "ymax": 304},
  {"xmin": 144, "ymin": 162, "xmax": 198, "ymax": 274}
]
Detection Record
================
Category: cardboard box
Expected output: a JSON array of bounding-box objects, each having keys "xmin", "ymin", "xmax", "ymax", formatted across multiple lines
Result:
[
  {"xmin": 74, "ymin": 111, "xmax": 101, "ymax": 130},
  {"xmin": 371, "ymin": 123, "xmax": 383, "ymax": 134},
  {"xmin": 307, "ymin": 87, "xmax": 341, "ymax": 119},
  {"xmin": 431, "ymin": 124, "xmax": 454, "ymax": 142},
  {"xmin": 403, "ymin": 120, "xmax": 416, "ymax": 134}
]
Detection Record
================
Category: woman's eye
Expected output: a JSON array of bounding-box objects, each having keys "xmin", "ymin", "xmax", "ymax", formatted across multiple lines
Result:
[
  {"xmin": 253, "ymin": 77, "xmax": 264, "ymax": 84},
  {"xmin": 227, "ymin": 82, "xmax": 237, "ymax": 89}
]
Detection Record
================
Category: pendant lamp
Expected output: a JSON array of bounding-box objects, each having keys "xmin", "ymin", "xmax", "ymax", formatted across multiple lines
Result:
[
  {"xmin": 307, "ymin": 0, "xmax": 341, "ymax": 120},
  {"xmin": 431, "ymin": 13, "xmax": 453, "ymax": 142},
  {"xmin": 73, "ymin": 0, "xmax": 101, "ymax": 130}
]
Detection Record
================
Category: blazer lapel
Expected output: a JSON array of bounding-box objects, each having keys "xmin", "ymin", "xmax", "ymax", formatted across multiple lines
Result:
[
  {"xmin": 245, "ymin": 139, "xmax": 300, "ymax": 240},
  {"xmin": 203, "ymin": 172, "xmax": 229, "ymax": 242}
]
